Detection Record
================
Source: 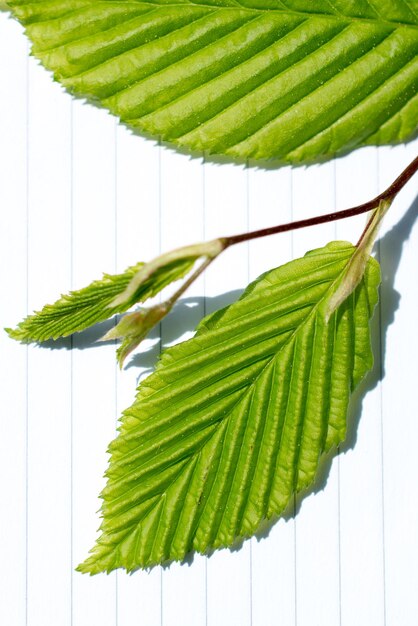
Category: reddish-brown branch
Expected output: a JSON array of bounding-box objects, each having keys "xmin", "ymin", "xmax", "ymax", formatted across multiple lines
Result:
[{"xmin": 223, "ymin": 155, "xmax": 418, "ymax": 247}]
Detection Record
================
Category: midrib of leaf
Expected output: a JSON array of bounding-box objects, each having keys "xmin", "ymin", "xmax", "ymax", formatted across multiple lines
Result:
[
  {"xmin": 13, "ymin": 1, "xmax": 418, "ymax": 30},
  {"xmin": 170, "ymin": 252, "xmax": 356, "ymax": 464},
  {"xmin": 103, "ymin": 251, "xmax": 362, "ymax": 505},
  {"xmin": 157, "ymin": 1, "xmax": 418, "ymax": 29}
]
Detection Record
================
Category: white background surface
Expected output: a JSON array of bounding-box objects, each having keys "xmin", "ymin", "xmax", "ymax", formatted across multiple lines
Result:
[{"xmin": 1, "ymin": 11, "xmax": 418, "ymax": 626}]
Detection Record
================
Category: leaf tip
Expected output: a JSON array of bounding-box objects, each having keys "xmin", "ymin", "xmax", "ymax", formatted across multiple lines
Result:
[
  {"xmin": 4, "ymin": 325, "xmax": 27, "ymax": 343},
  {"xmin": 76, "ymin": 543, "xmax": 107, "ymax": 576},
  {"xmin": 75, "ymin": 558, "xmax": 100, "ymax": 576}
]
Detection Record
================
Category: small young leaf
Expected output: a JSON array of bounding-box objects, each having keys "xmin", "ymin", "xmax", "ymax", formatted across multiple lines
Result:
[
  {"xmin": 8, "ymin": 0, "xmax": 418, "ymax": 163},
  {"xmin": 78, "ymin": 241, "xmax": 380, "ymax": 574},
  {"xmin": 102, "ymin": 305, "xmax": 171, "ymax": 368},
  {"xmin": 325, "ymin": 198, "xmax": 390, "ymax": 320},
  {"xmin": 7, "ymin": 257, "xmax": 195, "ymax": 342}
]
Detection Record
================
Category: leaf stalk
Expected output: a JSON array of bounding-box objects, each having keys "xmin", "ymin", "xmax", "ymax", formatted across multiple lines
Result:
[{"xmin": 223, "ymin": 155, "xmax": 418, "ymax": 247}]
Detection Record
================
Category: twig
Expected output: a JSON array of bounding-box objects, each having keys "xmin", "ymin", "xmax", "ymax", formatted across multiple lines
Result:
[{"xmin": 223, "ymin": 156, "xmax": 418, "ymax": 247}]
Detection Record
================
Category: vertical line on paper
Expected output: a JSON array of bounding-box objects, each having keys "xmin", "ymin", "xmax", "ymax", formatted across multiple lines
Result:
[
  {"xmin": 289, "ymin": 169, "xmax": 294, "ymax": 261},
  {"xmin": 202, "ymin": 155, "xmax": 207, "ymax": 318},
  {"xmin": 25, "ymin": 42, "xmax": 30, "ymax": 626},
  {"xmin": 376, "ymin": 150, "xmax": 387, "ymax": 626},
  {"xmin": 337, "ymin": 454, "xmax": 342, "ymax": 626},
  {"xmin": 202, "ymin": 155, "xmax": 207, "ymax": 322},
  {"xmin": 246, "ymin": 161, "xmax": 250, "ymax": 285},
  {"xmin": 202, "ymin": 154, "xmax": 208, "ymax": 626},
  {"xmin": 158, "ymin": 140, "xmax": 164, "ymax": 626},
  {"xmin": 114, "ymin": 119, "xmax": 119, "ymax": 626},
  {"xmin": 70, "ymin": 97, "xmax": 74, "ymax": 626},
  {"xmin": 246, "ymin": 161, "xmax": 253, "ymax": 626},
  {"xmin": 293, "ymin": 494, "xmax": 297, "ymax": 626},
  {"xmin": 333, "ymin": 157, "xmax": 343, "ymax": 626},
  {"xmin": 114, "ymin": 121, "xmax": 118, "ymax": 279},
  {"xmin": 289, "ymin": 169, "xmax": 297, "ymax": 626},
  {"xmin": 292, "ymin": 336, "xmax": 297, "ymax": 622}
]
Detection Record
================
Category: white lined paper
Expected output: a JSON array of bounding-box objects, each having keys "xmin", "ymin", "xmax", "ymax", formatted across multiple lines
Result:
[{"xmin": 1, "ymin": 15, "xmax": 418, "ymax": 626}]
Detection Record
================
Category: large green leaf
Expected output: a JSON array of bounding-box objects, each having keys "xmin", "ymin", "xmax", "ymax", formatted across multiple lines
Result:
[
  {"xmin": 78, "ymin": 241, "xmax": 380, "ymax": 573},
  {"xmin": 9, "ymin": 0, "xmax": 418, "ymax": 163}
]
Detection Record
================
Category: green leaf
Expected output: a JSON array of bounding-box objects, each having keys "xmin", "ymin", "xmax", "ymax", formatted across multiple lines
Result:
[
  {"xmin": 9, "ymin": 1, "xmax": 418, "ymax": 163},
  {"xmin": 102, "ymin": 305, "xmax": 172, "ymax": 367},
  {"xmin": 6, "ymin": 256, "xmax": 195, "ymax": 342},
  {"xmin": 78, "ymin": 240, "xmax": 380, "ymax": 574}
]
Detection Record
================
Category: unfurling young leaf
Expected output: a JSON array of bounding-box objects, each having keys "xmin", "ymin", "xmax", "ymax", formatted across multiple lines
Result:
[
  {"xmin": 324, "ymin": 198, "xmax": 390, "ymax": 320},
  {"xmin": 8, "ymin": 0, "xmax": 418, "ymax": 163},
  {"xmin": 78, "ymin": 241, "xmax": 380, "ymax": 574},
  {"xmin": 7, "ymin": 239, "xmax": 224, "ymax": 345},
  {"xmin": 101, "ymin": 305, "xmax": 171, "ymax": 368},
  {"xmin": 6, "ymin": 254, "xmax": 198, "ymax": 343}
]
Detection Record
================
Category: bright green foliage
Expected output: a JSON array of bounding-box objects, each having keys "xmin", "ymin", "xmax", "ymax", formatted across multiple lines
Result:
[
  {"xmin": 104, "ymin": 305, "xmax": 172, "ymax": 367},
  {"xmin": 79, "ymin": 241, "xmax": 380, "ymax": 573},
  {"xmin": 9, "ymin": 0, "xmax": 418, "ymax": 163},
  {"xmin": 7, "ymin": 257, "xmax": 195, "ymax": 342}
]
